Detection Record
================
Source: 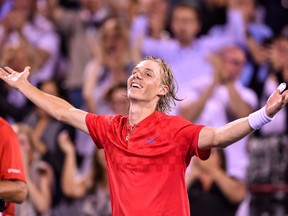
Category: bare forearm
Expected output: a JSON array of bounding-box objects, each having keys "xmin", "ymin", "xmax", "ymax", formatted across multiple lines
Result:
[
  {"xmin": 61, "ymin": 152, "xmax": 85, "ymax": 198},
  {"xmin": 18, "ymin": 80, "xmax": 74, "ymax": 122},
  {"xmin": 199, "ymin": 118, "xmax": 254, "ymax": 149},
  {"xmin": 27, "ymin": 178, "xmax": 51, "ymax": 213},
  {"xmin": 214, "ymin": 117, "xmax": 254, "ymax": 148},
  {"xmin": 0, "ymin": 180, "xmax": 28, "ymax": 203}
]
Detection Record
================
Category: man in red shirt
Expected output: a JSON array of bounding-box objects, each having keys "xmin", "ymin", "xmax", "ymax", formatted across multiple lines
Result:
[
  {"xmin": 0, "ymin": 117, "xmax": 27, "ymax": 216},
  {"xmin": 0, "ymin": 56, "xmax": 287, "ymax": 216}
]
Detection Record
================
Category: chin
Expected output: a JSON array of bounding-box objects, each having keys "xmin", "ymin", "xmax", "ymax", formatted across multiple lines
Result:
[{"xmin": 127, "ymin": 91, "xmax": 141, "ymax": 101}]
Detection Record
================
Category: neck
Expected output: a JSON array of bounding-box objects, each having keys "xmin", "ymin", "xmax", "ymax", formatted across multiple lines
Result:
[{"xmin": 128, "ymin": 101, "xmax": 156, "ymax": 126}]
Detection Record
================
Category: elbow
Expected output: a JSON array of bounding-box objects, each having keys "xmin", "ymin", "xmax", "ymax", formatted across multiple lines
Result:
[
  {"xmin": 61, "ymin": 180, "xmax": 85, "ymax": 199},
  {"xmin": 53, "ymin": 107, "xmax": 74, "ymax": 122},
  {"xmin": 62, "ymin": 185, "xmax": 83, "ymax": 199},
  {"xmin": 61, "ymin": 179, "xmax": 76, "ymax": 198},
  {"xmin": 229, "ymin": 183, "xmax": 246, "ymax": 204},
  {"xmin": 36, "ymin": 200, "xmax": 51, "ymax": 214},
  {"xmin": 14, "ymin": 182, "xmax": 28, "ymax": 203},
  {"xmin": 61, "ymin": 184, "xmax": 72, "ymax": 197},
  {"xmin": 53, "ymin": 108, "xmax": 66, "ymax": 122},
  {"xmin": 212, "ymin": 128, "xmax": 230, "ymax": 148}
]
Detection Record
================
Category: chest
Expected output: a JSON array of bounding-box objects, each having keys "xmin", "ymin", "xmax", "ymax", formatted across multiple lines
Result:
[{"xmin": 104, "ymin": 127, "xmax": 187, "ymax": 173}]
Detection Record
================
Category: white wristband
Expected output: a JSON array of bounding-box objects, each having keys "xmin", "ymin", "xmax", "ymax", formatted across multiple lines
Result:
[{"xmin": 248, "ymin": 106, "xmax": 274, "ymax": 130}]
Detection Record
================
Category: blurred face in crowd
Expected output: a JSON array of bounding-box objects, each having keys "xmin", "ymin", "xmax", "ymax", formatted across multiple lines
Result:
[
  {"xmin": 40, "ymin": 80, "xmax": 59, "ymax": 97},
  {"xmin": 36, "ymin": 80, "xmax": 59, "ymax": 117},
  {"xmin": 220, "ymin": 46, "xmax": 246, "ymax": 80},
  {"xmin": 80, "ymin": 0, "xmax": 103, "ymax": 13},
  {"xmin": 14, "ymin": 0, "xmax": 36, "ymax": 13},
  {"xmin": 1, "ymin": 44, "xmax": 33, "ymax": 72},
  {"xmin": 12, "ymin": 124, "xmax": 34, "ymax": 163},
  {"xmin": 18, "ymin": 131, "xmax": 32, "ymax": 157},
  {"xmin": 147, "ymin": 0, "xmax": 168, "ymax": 17},
  {"xmin": 274, "ymin": 37, "xmax": 288, "ymax": 67},
  {"xmin": 109, "ymin": 87, "xmax": 129, "ymax": 115},
  {"xmin": 171, "ymin": 6, "xmax": 200, "ymax": 46},
  {"xmin": 101, "ymin": 18, "xmax": 128, "ymax": 55}
]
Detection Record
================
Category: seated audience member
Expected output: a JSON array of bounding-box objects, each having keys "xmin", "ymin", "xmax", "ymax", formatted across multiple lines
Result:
[
  {"xmin": 186, "ymin": 149, "xmax": 245, "ymax": 216},
  {"xmin": 23, "ymin": 79, "xmax": 77, "ymax": 215},
  {"xmin": 180, "ymin": 45, "xmax": 257, "ymax": 207},
  {"xmin": 12, "ymin": 123, "xmax": 53, "ymax": 216},
  {"xmin": 246, "ymin": 31, "xmax": 288, "ymax": 216},
  {"xmin": 58, "ymin": 131, "xmax": 111, "ymax": 216}
]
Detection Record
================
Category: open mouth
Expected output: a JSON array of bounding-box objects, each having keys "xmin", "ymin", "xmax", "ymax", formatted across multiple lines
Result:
[{"xmin": 131, "ymin": 83, "xmax": 142, "ymax": 89}]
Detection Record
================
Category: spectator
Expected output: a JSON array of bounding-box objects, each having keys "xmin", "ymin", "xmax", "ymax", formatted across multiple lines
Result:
[
  {"xmin": 46, "ymin": 0, "xmax": 111, "ymax": 108},
  {"xmin": 82, "ymin": 17, "xmax": 131, "ymax": 114},
  {"xmin": 246, "ymin": 31, "xmax": 288, "ymax": 216},
  {"xmin": 23, "ymin": 79, "xmax": 76, "ymax": 216},
  {"xmin": 208, "ymin": 0, "xmax": 274, "ymax": 93},
  {"xmin": 58, "ymin": 132, "xmax": 111, "ymax": 216},
  {"xmin": 180, "ymin": 45, "xmax": 257, "ymax": 184},
  {"xmin": 104, "ymin": 82, "xmax": 129, "ymax": 116},
  {"xmin": 186, "ymin": 149, "xmax": 245, "ymax": 216},
  {"xmin": 138, "ymin": 2, "xmax": 244, "ymax": 114},
  {"xmin": 0, "ymin": 0, "xmax": 60, "ymax": 85},
  {"xmin": 12, "ymin": 123, "xmax": 54, "ymax": 216}
]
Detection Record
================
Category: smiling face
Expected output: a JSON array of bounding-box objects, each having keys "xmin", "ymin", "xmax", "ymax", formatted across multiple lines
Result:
[{"xmin": 127, "ymin": 59, "xmax": 168, "ymax": 109}]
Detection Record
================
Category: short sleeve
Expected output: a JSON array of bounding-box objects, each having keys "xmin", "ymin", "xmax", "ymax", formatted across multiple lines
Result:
[
  {"xmin": 0, "ymin": 123, "xmax": 26, "ymax": 182},
  {"xmin": 173, "ymin": 116, "xmax": 210, "ymax": 161},
  {"xmin": 188, "ymin": 125, "xmax": 210, "ymax": 160},
  {"xmin": 85, "ymin": 113, "xmax": 114, "ymax": 149}
]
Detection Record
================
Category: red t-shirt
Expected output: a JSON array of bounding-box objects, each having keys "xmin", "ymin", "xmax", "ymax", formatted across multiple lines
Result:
[
  {"xmin": 0, "ymin": 118, "xmax": 26, "ymax": 216},
  {"xmin": 86, "ymin": 111, "xmax": 210, "ymax": 216}
]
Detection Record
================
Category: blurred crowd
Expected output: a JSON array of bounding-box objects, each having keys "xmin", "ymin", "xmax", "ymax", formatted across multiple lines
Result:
[{"xmin": 0, "ymin": 0, "xmax": 288, "ymax": 215}]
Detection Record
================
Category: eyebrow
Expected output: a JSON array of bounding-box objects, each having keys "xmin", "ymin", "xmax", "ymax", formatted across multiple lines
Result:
[{"xmin": 133, "ymin": 67, "xmax": 155, "ymax": 74}]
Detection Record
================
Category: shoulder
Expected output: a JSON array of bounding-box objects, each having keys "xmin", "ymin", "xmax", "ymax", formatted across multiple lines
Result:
[
  {"xmin": 86, "ymin": 113, "xmax": 127, "ymax": 126},
  {"xmin": 159, "ymin": 112, "xmax": 196, "ymax": 127},
  {"xmin": 0, "ymin": 118, "xmax": 17, "ymax": 143}
]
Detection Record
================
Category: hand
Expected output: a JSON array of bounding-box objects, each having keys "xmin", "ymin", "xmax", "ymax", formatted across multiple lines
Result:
[
  {"xmin": 57, "ymin": 131, "xmax": 75, "ymax": 154},
  {"xmin": 206, "ymin": 53, "xmax": 230, "ymax": 84},
  {"xmin": 0, "ymin": 66, "xmax": 31, "ymax": 89},
  {"xmin": 266, "ymin": 83, "xmax": 288, "ymax": 117}
]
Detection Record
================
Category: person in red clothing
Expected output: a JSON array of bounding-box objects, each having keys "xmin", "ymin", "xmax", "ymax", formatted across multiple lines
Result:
[
  {"xmin": 0, "ymin": 56, "xmax": 288, "ymax": 216},
  {"xmin": 0, "ymin": 117, "xmax": 28, "ymax": 216}
]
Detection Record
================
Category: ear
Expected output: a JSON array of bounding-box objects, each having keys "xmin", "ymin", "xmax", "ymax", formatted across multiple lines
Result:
[{"xmin": 158, "ymin": 85, "xmax": 169, "ymax": 96}]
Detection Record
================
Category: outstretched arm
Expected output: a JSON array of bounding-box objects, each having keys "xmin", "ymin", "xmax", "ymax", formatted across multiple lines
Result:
[
  {"xmin": 198, "ymin": 83, "xmax": 288, "ymax": 149},
  {"xmin": 0, "ymin": 66, "xmax": 89, "ymax": 134}
]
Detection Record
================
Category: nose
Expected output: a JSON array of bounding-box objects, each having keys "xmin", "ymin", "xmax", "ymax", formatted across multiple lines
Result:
[{"xmin": 132, "ymin": 70, "xmax": 143, "ymax": 80}]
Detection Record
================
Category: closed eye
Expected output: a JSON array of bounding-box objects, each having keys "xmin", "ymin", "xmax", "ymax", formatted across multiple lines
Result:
[{"xmin": 145, "ymin": 73, "xmax": 152, "ymax": 77}]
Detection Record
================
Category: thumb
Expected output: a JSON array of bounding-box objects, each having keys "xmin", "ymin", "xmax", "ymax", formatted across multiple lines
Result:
[
  {"xmin": 277, "ymin": 83, "xmax": 286, "ymax": 94},
  {"xmin": 24, "ymin": 66, "xmax": 31, "ymax": 72}
]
